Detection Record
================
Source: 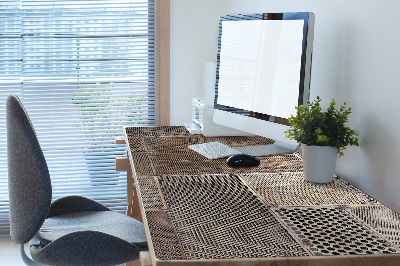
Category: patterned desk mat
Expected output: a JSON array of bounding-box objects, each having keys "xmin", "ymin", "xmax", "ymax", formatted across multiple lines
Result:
[
  {"xmin": 125, "ymin": 127, "xmax": 400, "ymax": 261},
  {"xmin": 140, "ymin": 174, "xmax": 400, "ymax": 260},
  {"xmin": 125, "ymin": 126, "xmax": 302, "ymax": 176},
  {"xmin": 144, "ymin": 174, "xmax": 309, "ymax": 260}
]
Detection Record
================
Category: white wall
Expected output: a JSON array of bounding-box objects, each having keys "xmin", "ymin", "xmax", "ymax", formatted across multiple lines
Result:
[
  {"xmin": 170, "ymin": 0, "xmax": 400, "ymax": 212},
  {"xmin": 170, "ymin": 0, "xmax": 228, "ymax": 124}
]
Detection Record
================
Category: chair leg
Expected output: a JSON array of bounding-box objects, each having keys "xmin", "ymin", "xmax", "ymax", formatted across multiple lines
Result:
[{"xmin": 20, "ymin": 244, "xmax": 46, "ymax": 266}]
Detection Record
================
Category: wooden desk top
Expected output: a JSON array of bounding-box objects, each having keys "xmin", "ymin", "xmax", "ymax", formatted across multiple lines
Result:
[{"xmin": 123, "ymin": 126, "xmax": 400, "ymax": 266}]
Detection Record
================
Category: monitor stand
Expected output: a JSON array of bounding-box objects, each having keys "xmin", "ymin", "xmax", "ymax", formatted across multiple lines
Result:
[{"xmin": 232, "ymin": 141, "xmax": 299, "ymax": 157}]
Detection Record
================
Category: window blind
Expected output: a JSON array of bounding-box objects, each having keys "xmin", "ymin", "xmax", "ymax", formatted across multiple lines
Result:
[{"xmin": 0, "ymin": 0, "xmax": 159, "ymax": 236}]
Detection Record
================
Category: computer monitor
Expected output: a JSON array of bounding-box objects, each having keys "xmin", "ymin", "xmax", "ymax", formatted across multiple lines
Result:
[{"xmin": 213, "ymin": 12, "xmax": 315, "ymax": 156}]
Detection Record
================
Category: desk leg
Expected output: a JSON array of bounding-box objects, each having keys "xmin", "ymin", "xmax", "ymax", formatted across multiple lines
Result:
[
  {"xmin": 128, "ymin": 169, "xmax": 143, "ymax": 223},
  {"xmin": 125, "ymin": 252, "xmax": 151, "ymax": 266},
  {"xmin": 115, "ymin": 155, "xmax": 142, "ymax": 222},
  {"xmin": 139, "ymin": 252, "xmax": 152, "ymax": 266},
  {"xmin": 124, "ymin": 259, "xmax": 140, "ymax": 266},
  {"xmin": 126, "ymin": 168, "xmax": 134, "ymax": 217}
]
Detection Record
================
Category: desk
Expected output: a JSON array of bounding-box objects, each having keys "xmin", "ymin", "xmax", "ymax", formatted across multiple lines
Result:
[{"xmin": 120, "ymin": 126, "xmax": 400, "ymax": 266}]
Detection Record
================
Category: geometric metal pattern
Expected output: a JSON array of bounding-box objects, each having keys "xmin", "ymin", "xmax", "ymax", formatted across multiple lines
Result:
[
  {"xmin": 273, "ymin": 207, "xmax": 399, "ymax": 256},
  {"xmin": 124, "ymin": 126, "xmax": 400, "ymax": 262},
  {"xmin": 346, "ymin": 205, "xmax": 400, "ymax": 248},
  {"xmin": 259, "ymin": 152, "xmax": 303, "ymax": 173},
  {"xmin": 241, "ymin": 173, "xmax": 378, "ymax": 206},
  {"xmin": 137, "ymin": 177, "xmax": 166, "ymax": 210},
  {"xmin": 158, "ymin": 174, "xmax": 309, "ymax": 259},
  {"xmin": 129, "ymin": 135, "xmax": 305, "ymax": 177},
  {"xmin": 145, "ymin": 135, "xmax": 275, "ymax": 175},
  {"xmin": 125, "ymin": 126, "xmax": 191, "ymax": 138},
  {"xmin": 128, "ymin": 128, "xmax": 308, "ymax": 176},
  {"xmin": 127, "ymin": 137, "xmax": 147, "ymax": 153},
  {"xmin": 145, "ymin": 210, "xmax": 185, "ymax": 260},
  {"xmin": 130, "ymin": 152, "xmax": 154, "ymax": 176}
]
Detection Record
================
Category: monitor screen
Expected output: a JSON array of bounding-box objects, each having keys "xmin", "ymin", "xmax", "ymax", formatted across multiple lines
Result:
[
  {"xmin": 213, "ymin": 13, "xmax": 314, "ymax": 156},
  {"xmin": 217, "ymin": 19, "xmax": 304, "ymax": 119}
]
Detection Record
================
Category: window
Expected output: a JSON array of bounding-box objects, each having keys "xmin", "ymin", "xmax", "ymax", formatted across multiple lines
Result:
[{"xmin": 0, "ymin": 0, "xmax": 169, "ymax": 236}]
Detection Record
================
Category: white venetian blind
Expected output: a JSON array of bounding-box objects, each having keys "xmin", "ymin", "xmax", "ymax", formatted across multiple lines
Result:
[{"xmin": 0, "ymin": 0, "xmax": 159, "ymax": 236}]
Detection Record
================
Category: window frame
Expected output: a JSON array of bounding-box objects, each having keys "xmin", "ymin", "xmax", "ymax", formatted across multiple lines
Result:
[{"xmin": 156, "ymin": 0, "xmax": 170, "ymax": 126}]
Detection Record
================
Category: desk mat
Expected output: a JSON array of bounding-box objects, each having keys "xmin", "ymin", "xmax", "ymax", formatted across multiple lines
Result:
[
  {"xmin": 155, "ymin": 174, "xmax": 309, "ymax": 259},
  {"xmin": 346, "ymin": 205, "xmax": 400, "ymax": 247},
  {"xmin": 125, "ymin": 127, "xmax": 400, "ymax": 261},
  {"xmin": 125, "ymin": 126, "xmax": 191, "ymax": 138},
  {"xmin": 241, "ymin": 172, "xmax": 378, "ymax": 206},
  {"xmin": 142, "ymin": 174, "xmax": 400, "ymax": 260},
  {"xmin": 126, "ymin": 126, "xmax": 302, "ymax": 176},
  {"xmin": 274, "ymin": 206, "xmax": 399, "ymax": 256}
]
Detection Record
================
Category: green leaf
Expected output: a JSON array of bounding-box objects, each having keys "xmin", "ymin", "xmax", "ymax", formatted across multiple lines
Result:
[{"xmin": 285, "ymin": 97, "xmax": 359, "ymax": 157}]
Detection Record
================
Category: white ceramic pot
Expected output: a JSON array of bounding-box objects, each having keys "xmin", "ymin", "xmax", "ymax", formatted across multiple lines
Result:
[{"xmin": 301, "ymin": 144, "xmax": 338, "ymax": 183}]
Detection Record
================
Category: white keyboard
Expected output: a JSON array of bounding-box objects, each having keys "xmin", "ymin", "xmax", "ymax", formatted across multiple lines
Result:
[{"xmin": 188, "ymin": 142, "xmax": 242, "ymax": 159}]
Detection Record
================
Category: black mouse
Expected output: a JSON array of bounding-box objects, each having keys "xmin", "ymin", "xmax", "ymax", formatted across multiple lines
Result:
[{"xmin": 227, "ymin": 154, "xmax": 260, "ymax": 167}]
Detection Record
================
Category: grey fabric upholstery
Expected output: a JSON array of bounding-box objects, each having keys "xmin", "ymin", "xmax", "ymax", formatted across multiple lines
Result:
[
  {"xmin": 37, "ymin": 211, "xmax": 147, "ymax": 247},
  {"xmin": 30, "ymin": 231, "xmax": 145, "ymax": 266},
  {"xmin": 7, "ymin": 94, "xmax": 148, "ymax": 265},
  {"xmin": 47, "ymin": 195, "xmax": 110, "ymax": 218},
  {"xmin": 7, "ymin": 94, "xmax": 52, "ymax": 244}
]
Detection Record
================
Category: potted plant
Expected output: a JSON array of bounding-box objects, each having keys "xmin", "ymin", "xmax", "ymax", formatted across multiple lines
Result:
[{"xmin": 285, "ymin": 96, "xmax": 359, "ymax": 183}]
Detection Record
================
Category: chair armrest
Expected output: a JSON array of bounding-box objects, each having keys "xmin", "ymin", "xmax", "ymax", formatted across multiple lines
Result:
[{"xmin": 47, "ymin": 195, "xmax": 110, "ymax": 218}]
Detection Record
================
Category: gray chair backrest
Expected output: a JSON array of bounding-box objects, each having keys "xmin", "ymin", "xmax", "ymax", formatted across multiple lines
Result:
[{"xmin": 7, "ymin": 94, "xmax": 52, "ymax": 244}]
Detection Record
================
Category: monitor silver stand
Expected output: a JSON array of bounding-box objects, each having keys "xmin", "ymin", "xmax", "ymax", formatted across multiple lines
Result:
[{"xmin": 232, "ymin": 141, "xmax": 299, "ymax": 157}]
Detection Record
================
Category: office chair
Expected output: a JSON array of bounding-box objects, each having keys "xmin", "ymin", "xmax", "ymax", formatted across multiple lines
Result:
[{"xmin": 6, "ymin": 94, "xmax": 148, "ymax": 265}]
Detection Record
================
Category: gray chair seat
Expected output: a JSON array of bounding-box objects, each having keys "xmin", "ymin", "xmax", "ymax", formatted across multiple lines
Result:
[{"xmin": 37, "ymin": 211, "xmax": 147, "ymax": 248}]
